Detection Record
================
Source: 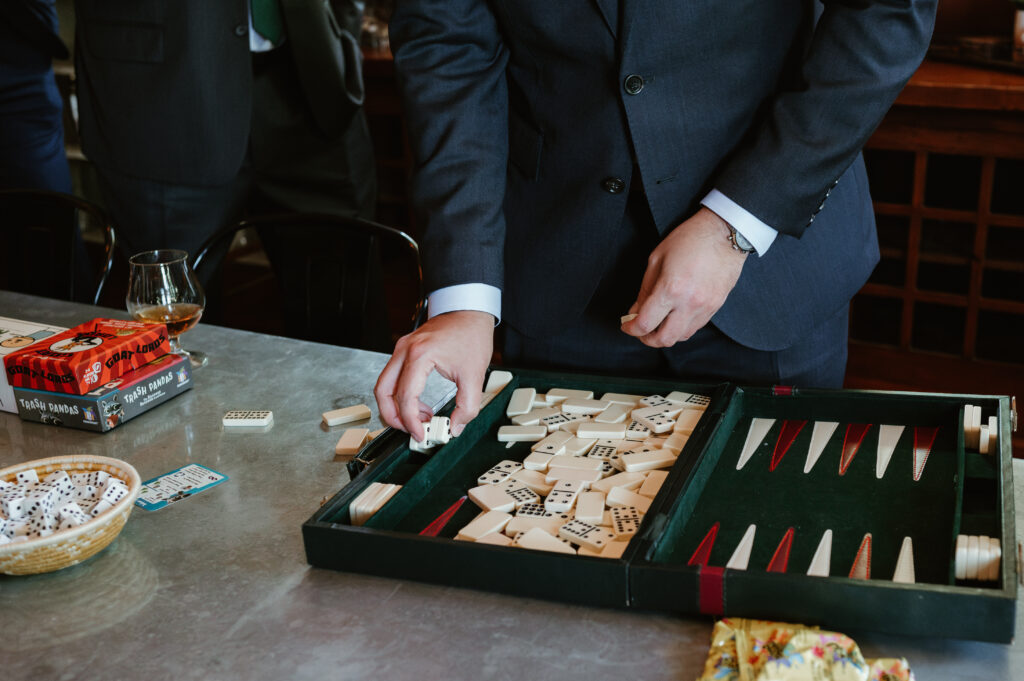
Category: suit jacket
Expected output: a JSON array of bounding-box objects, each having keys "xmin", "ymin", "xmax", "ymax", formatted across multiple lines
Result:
[
  {"xmin": 391, "ymin": 0, "xmax": 937, "ymax": 351},
  {"xmin": 73, "ymin": 0, "xmax": 366, "ymax": 185},
  {"xmin": 0, "ymin": 0, "xmax": 68, "ymax": 70}
]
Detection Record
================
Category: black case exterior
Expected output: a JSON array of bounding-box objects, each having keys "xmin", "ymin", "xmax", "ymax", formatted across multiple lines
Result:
[{"xmin": 303, "ymin": 370, "xmax": 1017, "ymax": 643}]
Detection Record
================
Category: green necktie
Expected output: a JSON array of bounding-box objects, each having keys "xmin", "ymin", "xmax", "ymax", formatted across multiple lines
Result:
[{"xmin": 251, "ymin": 0, "xmax": 285, "ymax": 45}]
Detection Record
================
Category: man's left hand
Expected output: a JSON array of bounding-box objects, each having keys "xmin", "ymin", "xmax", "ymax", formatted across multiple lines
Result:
[{"xmin": 621, "ymin": 207, "xmax": 747, "ymax": 348}]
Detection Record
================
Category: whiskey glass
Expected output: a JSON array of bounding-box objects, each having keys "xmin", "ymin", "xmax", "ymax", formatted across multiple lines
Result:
[{"xmin": 126, "ymin": 249, "xmax": 208, "ymax": 367}]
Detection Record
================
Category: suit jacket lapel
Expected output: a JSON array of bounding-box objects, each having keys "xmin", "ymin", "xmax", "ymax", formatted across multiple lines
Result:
[
  {"xmin": 592, "ymin": 0, "xmax": 617, "ymax": 40},
  {"xmin": 618, "ymin": 0, "xmax": 638, "ymax": 56}
]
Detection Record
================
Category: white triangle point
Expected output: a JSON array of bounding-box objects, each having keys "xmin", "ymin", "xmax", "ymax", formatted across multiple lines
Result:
[
  {"xmin": 804, "ymin": 421, "xmax": 839, "ymax": 474},
  {"xmin": 737, "ymin": 418, "xmax": 775, "ymax": 470},
  {"xmin": 726, "ymin": 524, "xmax": 757, "ymax": 571}
]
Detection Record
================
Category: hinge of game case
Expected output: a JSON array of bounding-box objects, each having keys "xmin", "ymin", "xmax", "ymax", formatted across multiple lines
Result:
[{"xmin": 1011, "ymin": 396, "xmax": 1017, "ymax": 433}]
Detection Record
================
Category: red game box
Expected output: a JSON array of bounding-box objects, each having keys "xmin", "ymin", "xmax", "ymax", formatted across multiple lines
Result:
[{"xmin": 2, "ymin": 318, "xmax": 169, "ymax": 395}]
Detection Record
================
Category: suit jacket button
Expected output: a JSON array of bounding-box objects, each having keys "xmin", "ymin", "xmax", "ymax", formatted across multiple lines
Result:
[
  {"xmin": 624, "ymin": 74, "xmax": 645, "ymax": 95},
  {"xmin": 234, "ymin": 24, "xmax": 248, "ymax": 37},
  {"xmin": 602, "ymin": 177, "xmax": 626, "ymax": 194}
]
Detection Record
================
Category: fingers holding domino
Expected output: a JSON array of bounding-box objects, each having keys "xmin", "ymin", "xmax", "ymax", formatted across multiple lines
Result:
[{"xmin": 374, "ymin": 310, "xmax": 495, "ymax": 440}]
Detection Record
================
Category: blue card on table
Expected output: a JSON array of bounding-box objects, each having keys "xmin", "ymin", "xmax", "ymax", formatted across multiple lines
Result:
[{"xmin": 135, "ymin": 463, "xmax": 228, "ymax": 511}]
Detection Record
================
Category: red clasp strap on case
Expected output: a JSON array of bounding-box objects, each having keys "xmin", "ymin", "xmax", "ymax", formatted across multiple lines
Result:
[
  {"xmin": 698, "ymin": 566, "xmax": 725, "ymax": 615},
  {"xmin": 771, "ymin": 385, "xmax": 795, "ymax": 396}
]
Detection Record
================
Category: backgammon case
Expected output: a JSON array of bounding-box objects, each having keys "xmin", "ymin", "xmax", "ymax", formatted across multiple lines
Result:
[{"xmin": 303, "ymin": 369, "xmax": 1017, "ymax": 642}]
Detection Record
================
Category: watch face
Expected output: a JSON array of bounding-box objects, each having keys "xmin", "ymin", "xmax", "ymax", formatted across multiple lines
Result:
[{"xmin": 734, "ymin": 230, "xmax": 755, "ymax": 253}]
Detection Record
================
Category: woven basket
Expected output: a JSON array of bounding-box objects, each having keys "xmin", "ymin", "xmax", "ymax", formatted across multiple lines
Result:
[{"xmin": 0, "ymin": 455, "xmax": 141, "ymax": 575}]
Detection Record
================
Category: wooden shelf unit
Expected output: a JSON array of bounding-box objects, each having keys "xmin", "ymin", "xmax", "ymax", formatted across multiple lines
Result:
[{"xmin": 852, "ymin": 61, "xmax": 1024, "ymax": 454}]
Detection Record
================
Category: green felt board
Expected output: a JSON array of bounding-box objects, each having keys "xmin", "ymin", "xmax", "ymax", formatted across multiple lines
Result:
[
  {"xmin": 354, "ymin": 370, "xmax": 721, "ymax": 536},
  {"xmin": 648, "ymin": 388, "xmax": 966, "ymax": 585}
]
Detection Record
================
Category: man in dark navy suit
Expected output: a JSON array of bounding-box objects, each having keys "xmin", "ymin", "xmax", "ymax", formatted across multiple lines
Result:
[
  {"xmin": 375, "ymin": 0, "xmax": 938, "ymax": 441},
  {"xmin": 0, "ymin": 0, "xmax": 71, "ymax": 192},
  {"xmin": 72, "ymin": 0, "xmax": 375, "ymax": 265}
]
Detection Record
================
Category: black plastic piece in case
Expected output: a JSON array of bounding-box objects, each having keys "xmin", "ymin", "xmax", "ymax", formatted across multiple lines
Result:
[{"xmin": 302, "ymin": 369, "xmax": 1017, "ymax": 642}]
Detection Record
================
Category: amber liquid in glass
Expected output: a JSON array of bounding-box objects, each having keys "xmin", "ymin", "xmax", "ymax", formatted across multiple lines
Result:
[{"xmin": 133, "ymin": 303, "xmax": 204, "ymax": 337}]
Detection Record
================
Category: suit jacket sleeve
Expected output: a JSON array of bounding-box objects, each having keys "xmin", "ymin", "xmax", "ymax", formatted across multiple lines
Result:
[
  {"xmin": 390, "ymin": 0, "xmax": 509, "ymax": 295},
  {"xmin": 711, "ymin": 0, "xmax": 937, "ymax": 238}
]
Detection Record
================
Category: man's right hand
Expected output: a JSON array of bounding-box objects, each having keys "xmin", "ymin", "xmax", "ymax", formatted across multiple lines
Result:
[{"xmin": 374, "ymin": 310, "xmax": 495, "ymax": 441}]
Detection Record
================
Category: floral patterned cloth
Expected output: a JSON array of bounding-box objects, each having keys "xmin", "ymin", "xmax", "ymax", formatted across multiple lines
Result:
[{"xmin": 698, "ymin": 618, "xmax": 914, "ymax": 681}]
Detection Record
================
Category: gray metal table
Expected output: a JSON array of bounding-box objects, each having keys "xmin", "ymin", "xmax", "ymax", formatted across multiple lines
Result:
[{"xmin": 0, "ymin": 291, "xmax": 1020, "ymax": 681}]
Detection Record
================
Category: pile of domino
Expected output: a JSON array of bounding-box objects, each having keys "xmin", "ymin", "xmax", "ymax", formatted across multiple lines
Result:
[
  {"xmin": 454, "ymin": 387, "xmax": 709, "ymax": 556},
  {"xmin": 0, "ymin": 469, "xmax": 129, "ymax": 543},
  {"xmin": 963, "ymin": 404, "xmax": 999, "ymax": 454},
  {"xmin": 349, "ymin": 482, "xmax": 402, "ymax": 526}
]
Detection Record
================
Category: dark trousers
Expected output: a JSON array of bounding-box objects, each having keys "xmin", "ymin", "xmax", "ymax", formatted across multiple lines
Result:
[
  {"xmin": 502, "ymin": 191, "xmax": 849, "ymax": 389},
  {"xmin": 0, "ymin": 68, "xmax": 71, "ymax": 193},
  {"xmin": 93, "ymin": 47, "xmax": 376, "ymax": 265}
]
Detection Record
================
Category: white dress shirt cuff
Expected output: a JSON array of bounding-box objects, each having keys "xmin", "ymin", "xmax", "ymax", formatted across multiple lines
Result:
[
  {"xmin": 428, "ymin": 284, "xmax": 502, "ymax": 324},
  {"xmin": 701, "ymin": 188, "xmax": 778, "ymax": 256}
]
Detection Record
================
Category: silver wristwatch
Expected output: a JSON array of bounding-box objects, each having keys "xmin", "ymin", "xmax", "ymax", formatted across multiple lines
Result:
[{"xmin": 726, "ymin": 224, "xmax": 755, "ymax": 254}]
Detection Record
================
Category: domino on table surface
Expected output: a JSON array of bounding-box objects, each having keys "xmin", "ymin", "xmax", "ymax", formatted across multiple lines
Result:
[
  {"xmin": 222, "ymin": 410, "xmax": 273, "ymax": 427},
  {"xmin": 323, "ymin": 404, "xmax": 372, "ymax": 427}
]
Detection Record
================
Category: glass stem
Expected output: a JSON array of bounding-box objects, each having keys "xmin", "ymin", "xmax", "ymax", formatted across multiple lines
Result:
[{"xmin": 168, "ymin": 335, "xmax": 184, "ymax": 354}]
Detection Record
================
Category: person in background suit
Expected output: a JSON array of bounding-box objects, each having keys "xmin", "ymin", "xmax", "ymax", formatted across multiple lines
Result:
[
  {"xmin": 72, "ymin": 0, "xmax": 375, "ymax": 266},
  {"xmin": 0, "ymin": 0, "xmax": 72, "ymax": 192},
  {"xmin": 375, "ymin": 0, "xmax": 938, "ymax": 441}
]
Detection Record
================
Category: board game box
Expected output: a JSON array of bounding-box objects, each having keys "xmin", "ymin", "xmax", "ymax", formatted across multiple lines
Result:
[
  {"xmin": 0, "ymin": 316, "xmax": 67, "ymax": 414},
  {"xmin": 13, "ymin": 352, "xmax": 192, "ymax": 432},
  {"xmin": 302, "ymin": 369, "xmax": 1018, "ymax": 642},
  {"xmin": 3, "ymin": 318, "xmax": 169, "ymax": 395}
]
